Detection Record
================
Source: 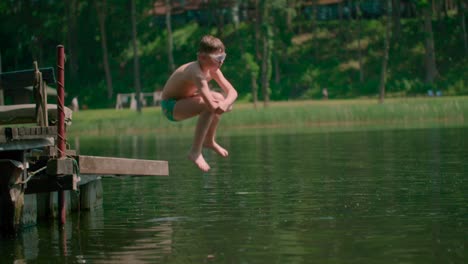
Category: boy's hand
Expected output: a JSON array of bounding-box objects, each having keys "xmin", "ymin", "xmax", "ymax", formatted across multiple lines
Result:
[{"xmin": 215, "ymin": 101, "xmax": 232, "ymax": 114}]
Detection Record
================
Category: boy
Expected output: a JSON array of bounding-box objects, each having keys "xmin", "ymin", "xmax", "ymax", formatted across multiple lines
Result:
[{"xmin": 161, "ymin": 35, "xmax": 238, "ymax": 172}]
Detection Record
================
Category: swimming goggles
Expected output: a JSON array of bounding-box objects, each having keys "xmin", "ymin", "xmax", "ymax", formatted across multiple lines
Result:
[{"xmin": 209, "ymin": 53, "xmax": 227, "ymax": 63}]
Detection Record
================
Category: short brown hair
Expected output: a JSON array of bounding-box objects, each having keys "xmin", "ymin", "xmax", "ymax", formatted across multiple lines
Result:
[{"xmin": 198, "ymin": 35, "xmax": 225, "ymax": 53}]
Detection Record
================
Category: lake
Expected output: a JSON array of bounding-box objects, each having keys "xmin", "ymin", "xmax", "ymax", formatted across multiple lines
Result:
[{"xmin": 1, "ymin": 127, "xmax": 467, "ymax": 263}]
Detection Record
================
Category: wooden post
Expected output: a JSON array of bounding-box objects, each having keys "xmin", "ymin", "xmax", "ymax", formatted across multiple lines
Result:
[
  {"xmin": 79, "ymin": 180, "xmax": 103, "ymax": 210},
  {"xmin": 0, "ymin": 50, "xmax": 3, "ymax": 106},
  {"xmin": 33, "ymin": 61, "xmax": 48, "ymax": 127},
  {"xmin": 56, "ymin": 45, "xmax": 67, "ymax": 225},
  {"xmin": 0, "ymin": 158, "xmax": 26, "ymax": 234},
  {"xmin": 21, "ymin": 194, "xmax": 37, "ymax": 228}
]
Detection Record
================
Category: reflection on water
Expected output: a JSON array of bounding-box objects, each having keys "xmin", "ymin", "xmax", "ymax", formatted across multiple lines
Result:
[{"xmin": 1, "ymin": 128, "xmax": 467, "ymax": 263}]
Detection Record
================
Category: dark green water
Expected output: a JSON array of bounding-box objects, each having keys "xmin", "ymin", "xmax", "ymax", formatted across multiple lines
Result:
[{"xmin": 1, "ymin": 128, "xmax": 467, "ymax": 263}]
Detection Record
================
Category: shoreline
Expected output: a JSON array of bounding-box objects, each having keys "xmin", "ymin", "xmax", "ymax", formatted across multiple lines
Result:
[{"xmin": 67, "ymin": 96, "xmax": 468, "ymax": 137}]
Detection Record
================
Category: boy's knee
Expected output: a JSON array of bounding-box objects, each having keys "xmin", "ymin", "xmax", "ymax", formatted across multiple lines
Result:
[{"xmin": 212, "ymin": 92, "xmax": 224, "ymax": 101}]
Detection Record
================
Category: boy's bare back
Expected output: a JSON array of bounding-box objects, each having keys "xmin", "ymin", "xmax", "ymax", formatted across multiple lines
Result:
[{"xmin": 162, "ymin": 61, "xmax": 211, "ymax": 100}]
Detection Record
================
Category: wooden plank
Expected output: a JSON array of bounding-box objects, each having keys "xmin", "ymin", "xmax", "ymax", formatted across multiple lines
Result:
[
  {"xmin": 0, "ymin": 126, "xmax": 57, "ymax": 143},
  {"xmin": 0, "ymin": 104, "xmax": 72, "ymax": 125},
  {"xmin": 0, "ymin": 138, "xmax": 54, "ymax": 151},
  {"xmin": 78, "ymin": 155, "xmax": 169, "ymax": 176}
]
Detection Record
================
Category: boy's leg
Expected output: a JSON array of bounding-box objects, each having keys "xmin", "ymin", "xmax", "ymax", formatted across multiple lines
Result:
[
  {"xmin": 189, "ymin": 110, "xmax": 214, "ymax": 171},
  {"xmin": 172, "ymin": 95, "xmax": 208, "ymax": 120},
  {"xmin": 203, "ymin": 114, "xmax": 228, "ymax": 157},
  {"xmin": 172, "ymin": 96, "xmax": 214, "ymax": 172},
  {"xmin": 203, "ymin": 92, "xmax": 229, "ymax": 157}
]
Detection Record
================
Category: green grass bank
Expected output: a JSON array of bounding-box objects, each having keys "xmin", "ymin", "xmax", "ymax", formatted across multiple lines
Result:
[{"xmin": 68, "ymin": 96, "xmax": 468, "ymax": 137}]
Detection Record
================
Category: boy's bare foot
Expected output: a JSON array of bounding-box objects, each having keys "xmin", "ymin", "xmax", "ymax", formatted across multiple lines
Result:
[
  {"xmin": 204, "ymin": 142, "xmax": 229, "ymax": 157},
  {"xmin": 188, "ymin": 153, "xmax": 211, "ymax": 172}
]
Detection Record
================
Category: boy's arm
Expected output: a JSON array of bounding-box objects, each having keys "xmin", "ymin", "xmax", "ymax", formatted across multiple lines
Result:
[
  {"xmin": 195, "ymin": 76, "xmax": 219, "ymax": 112},
  {"xmin": 213, "ymin": 69, "xmax": 238, "ymax": 107}
]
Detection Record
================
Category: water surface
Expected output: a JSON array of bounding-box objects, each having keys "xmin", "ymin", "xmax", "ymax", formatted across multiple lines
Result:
[{"xmin": 1, "ymin": 128, "xmax": 467, "ymax": 263}]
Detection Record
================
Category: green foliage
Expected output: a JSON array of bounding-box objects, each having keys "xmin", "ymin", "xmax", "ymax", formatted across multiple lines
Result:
[
  {"xmin": 242, "ymin": 53, "xmax": 260, "ymax": 77},
  {"xmin": 0, "ymin": 2, "xmax": 466, "ymax": 108},
  {"xmin": 414, "ymin": 0, "xmax": 429, "ymax": 8}
]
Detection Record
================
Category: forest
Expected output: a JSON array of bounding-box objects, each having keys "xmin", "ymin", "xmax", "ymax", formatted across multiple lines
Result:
[{"xmin": 0, "ymin": 0, "xmax": 466, "ymax": 109}]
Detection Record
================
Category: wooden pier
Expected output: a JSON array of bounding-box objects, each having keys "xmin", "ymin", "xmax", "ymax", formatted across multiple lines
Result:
[{"xmin": 0, "ymin": 46, "xmax": 168, "ymax": 235}]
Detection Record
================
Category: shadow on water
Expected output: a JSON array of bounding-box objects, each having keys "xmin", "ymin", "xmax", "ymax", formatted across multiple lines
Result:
[{"xmin": 1, "ymin": 127, "xmax": 467, "ymax": 263}]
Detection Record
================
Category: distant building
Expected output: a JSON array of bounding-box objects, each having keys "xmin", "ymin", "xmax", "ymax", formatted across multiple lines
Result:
[{"xmin": 147, "ymin": 0, "xmax": 393, "ymax": 25}]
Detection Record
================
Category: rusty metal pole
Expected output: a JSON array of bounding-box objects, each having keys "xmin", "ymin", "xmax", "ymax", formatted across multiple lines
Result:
[{"xmin": 56, "ymin": 45, "xmax": 66, "ymax": 225}]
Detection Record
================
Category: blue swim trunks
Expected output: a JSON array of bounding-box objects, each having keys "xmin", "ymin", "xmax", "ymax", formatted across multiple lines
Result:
[{"xmin": 161, "ymin": 99, "xmax": 177, "ymax": 121}]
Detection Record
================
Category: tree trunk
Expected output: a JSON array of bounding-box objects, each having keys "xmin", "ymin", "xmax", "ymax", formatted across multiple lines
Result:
[
  {"xmin": 251, "ymin": 74, "xmax": 258, "ymax": 109},
  {"xmin": 356, "ymin": 3, "xmax": 364, "ymax": 83},
  {"xmin": 274, "ymin": 55, "xmax": 281, "ymax": 84},
  {"xmin": 211, "ymin": 0, "xmax": 224, "ymax": 37},
  {"xmin": 434, "ymin": 0, "xmax": 442, "ymax": 20},
  {"xmin": 65, "ymin": 0, "xmax": 79, "ymax": 82},
  {"xmin": 459, "ymin": 0, "xmax": 467, "ymax": 55},
  {"xmin": 423, "ymin": 3, "xmax": 439, "ymax": 84},
  {"xmin": 444, "ymin": 0, "xmax": 450, "ymax": 18},
  {"xmin": 231, "ymin": 1, "xmax": 240, "ymax": 29},
  {"xmin": 357, "ymin": 5, "xmax": 364, "ymax": 83},
  {"xmin": 96, "ymin": 0, "xmax": 114, "ymax": 100},
  {"xmin": 312, "ymin": 0, "xmax": 319, "ymax": 59},
  {"xmin": 243, "ymin": 52, "xmax": 259, "ymax": 109},
  {"xmin": 165, "ymin": 0, "xmax": 175, "ymax": 72},
  {"xmin": 261, "ymin": 34, "xmax": 271, "ymax": 107},
  {"xmin": 261, "ymin": 1, "xmax": 272, "ymax": 107},
  {"xmin": 379, "ymin": 0, "xmax": 391, "ymax": 104},
  {"xmin": 131, "ymin": 0, "xmax": 142, "ymax": 113},
  {"xmin": 286, "ymin": 0, "xmax": 295, "ymax": 32},
  {"xmin": 255, "ymin": 0, "xmax": 261, "ymax": 59},
  {"xmin": 392, "ymin": 0, "xmax": 401, "ymax": 40},
  {"xmin": 338, "ymin": 1, "xmax": 347, "ymax": 58}
]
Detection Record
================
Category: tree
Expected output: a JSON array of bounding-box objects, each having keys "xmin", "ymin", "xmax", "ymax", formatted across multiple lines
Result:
[
  {"xmin": 286, "ymin": 0, "xmax": 298, "ymax": 32},
  {"xmin": 379, "ymin": 0, "xmax": 392, "ymax": 103},
  {"xmin": 231, "ymin": 0, "xmax": 240, "ymax": 28},
  {"xmin": 243, "ymin": 52, "xmax": 260, "ymax": 108},
  {"xmin": 254, "ymin": 0, "xmax": 261, "ymax": 59},
  {"xmin": 165, "ymin": 0, "xmax": 175, "ymax": 72},
  {"xmin": 310, "ymin": 0, "xmax": 319, "ymax": 61},
  {"xmin": 208, "ymin": 0, "xmax": 225, "ymax": 37},
  {"xmin": 95, "ymin": 0, "xmax": 114, "ymax": 99},
  {"xmin": 273, "ymin": 0, "xmax": 296, "ymax": 87},
  {"xmin": 131, "ymin": 0, "xmax": 142, "ymax": 113},
  {"xmin": 259, "ymin": 0, "xmax": 288, "ymax": 106},
  {"xmin": 422, "ymin": 0, "xmax": 439, "ymax": 84},
  {"xmin": 458, "ymin": 0, "xmax": 467, "ymax": 55},
  {"xmin": 354, "ymin": 1, "xmax": 365, "ymax": 83},
  {"xmin": 392, "ymin": 0, "xmax": 401, "ymax": 40},
  {"xmin": 65, "ymin": 0, "xmax": 79, "ymax": 82},
  {"xmin": 260, "ymin": 0, "xmax": 273, "ymax": 107}
]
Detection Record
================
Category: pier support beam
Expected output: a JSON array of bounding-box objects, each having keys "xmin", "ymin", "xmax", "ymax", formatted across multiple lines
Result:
[
  {"xmin": 79, "ymin": 179, "xmax": 103, "ymax": 210},
  {"xmin": 0, "ymin": 159, "xmax": 25, "ymax": 234}
]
